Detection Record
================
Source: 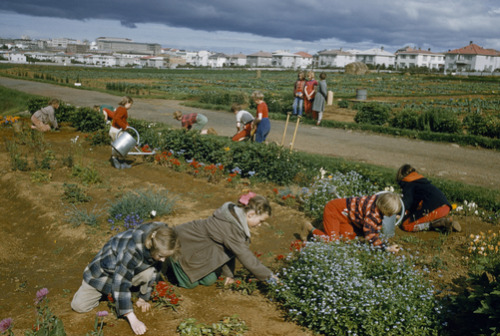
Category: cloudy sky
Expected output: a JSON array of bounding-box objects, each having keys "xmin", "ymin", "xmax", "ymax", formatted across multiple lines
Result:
[{"xmin": 1, "ymin": 0, "xmax": 499, "ymax": 54}]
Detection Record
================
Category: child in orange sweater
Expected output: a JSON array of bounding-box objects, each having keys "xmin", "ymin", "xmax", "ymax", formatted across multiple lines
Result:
[{"xmin": 109, "ymin": 96, "xmax": 134, "ymax": 169}]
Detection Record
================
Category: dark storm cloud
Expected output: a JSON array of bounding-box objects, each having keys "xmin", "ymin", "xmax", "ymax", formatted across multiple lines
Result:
[{"xmin": 2, "ymin": 0, "xmax": 499, "ymax": 49}]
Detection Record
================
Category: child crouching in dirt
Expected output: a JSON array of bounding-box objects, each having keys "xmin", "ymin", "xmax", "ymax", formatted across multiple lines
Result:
[
  {"xmin": 397, "ymin": 164, "xmax": 461, "ymax": 233},
  {"xmin": 163, "ymin": 193, "xmax": 279, "ymax": 289},
  {"xmin": 303, "ymin": 192, "xmax": 402, "ymax": 253},
  {"xmin": 173, "ymin": 110, "xmax": 209, "ymax": 133},
  {"xmin": 31, "ymin": 98, "xmax": 60, "ymax": 132},
  {"xmin": 71, "ymin": 223, "xmax": 179, "ymax": 336}
]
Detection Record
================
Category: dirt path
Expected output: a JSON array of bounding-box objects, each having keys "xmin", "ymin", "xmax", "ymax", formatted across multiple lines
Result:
[{"xmin": 2, "ymin": 76, "xmax": 500, "ymax": 190}]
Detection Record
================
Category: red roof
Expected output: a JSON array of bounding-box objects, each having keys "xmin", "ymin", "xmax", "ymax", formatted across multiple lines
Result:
[
  {"xmin": 294, "ymin": 51, "xmax": 312, "ymax": 58},
  {"xmin": 447, "ymin": 43, "xmax": 498, "ymax": 56}
]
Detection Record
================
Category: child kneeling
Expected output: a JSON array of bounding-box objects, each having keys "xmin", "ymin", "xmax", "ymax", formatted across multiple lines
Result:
[
  {"xmin": 165, "ymin": 193, "xmax": 278, "ymax": 288},
  {"xmin": 71, "ymin": 223, "xmax": 179, "ymax": 335}
]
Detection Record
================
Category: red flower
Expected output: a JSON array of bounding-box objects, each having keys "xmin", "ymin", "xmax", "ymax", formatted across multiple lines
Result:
[
  {"xmin": 227, "ymin": 178, "xmax": 232, "ymax": 182},
  {"xmin": 276, "ymin": 254, "xmax": 285, "ymax": 260},
  {"xmin": 290, "ymin": 239, "xmax": 305, "ymax": 251},
  {"xmin": 107, "ymin": 293, "xmax": 114, "ymax": 303},
  {"xmin": 273, "ymin": 188, "xmax": 278, "ymax": 194}
]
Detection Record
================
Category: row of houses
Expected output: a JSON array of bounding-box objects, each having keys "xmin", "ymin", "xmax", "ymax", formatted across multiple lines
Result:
[{"xmin": 2, "ymin": 37, "xmax": 500, "ymax": 72}]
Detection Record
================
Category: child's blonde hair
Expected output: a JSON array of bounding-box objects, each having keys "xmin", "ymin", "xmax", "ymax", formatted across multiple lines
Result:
[
  {"xmin": 118, "ymin": 96, "xmax": 133, "ymax": 106},
  {"xmin": 376, "ymin": 192, "xmax": 401, "ymax": 217},
  {"xmin": 145, "ymin": 225, "xmax": 180, "ymax": 260},
  {"xmin": 307, "ymin": 71, "xmax": 315, "ymax": 79},
  {"xmin": 251, "ymin": 91, "xmax": 264, "ymax": 101},
  {"xmin": 396, "ymin": 164, "xmax": 416, "ymax": 183},
  {"xmin": 173, "ymin": 110, "xmax": 182, "ymax": 120},
  {"xmin": 238, "ymin": 194, "xmax": 272, "ymax": 216},
  {"xmin": 298, "ymin": 71, "xmax": 305, "ymax": 80}
]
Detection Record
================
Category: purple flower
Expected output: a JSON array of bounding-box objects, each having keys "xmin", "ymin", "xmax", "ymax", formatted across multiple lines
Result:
[
  {"xmin": 0, "ymin": 318, "xmax": 13, "ymax": 332},
  {"xmin": 35, "ymin": 288, "xmax": 49, "ymax": 304},
  {"xmin": 96, "ymin": 311, "xmax": 109, "ymax": 317}
]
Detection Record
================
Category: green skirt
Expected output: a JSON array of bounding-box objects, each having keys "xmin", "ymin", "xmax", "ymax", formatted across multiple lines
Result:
[{"xmin": 169, "ymin": 258, "xmax": 218, "ymax": 289}]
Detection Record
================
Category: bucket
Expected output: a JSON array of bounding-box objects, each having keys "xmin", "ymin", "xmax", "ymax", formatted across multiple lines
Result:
[
  {"xmin": 376, "ymin": 191, "xmax": 405, "ymax": 238},
  {"xmin": 111, "ymin": 127, "xmax": 140, "ymax": 157},
  {"xmin": 356, "ymin": 88, "xmax": 367, "ymax": 100}
]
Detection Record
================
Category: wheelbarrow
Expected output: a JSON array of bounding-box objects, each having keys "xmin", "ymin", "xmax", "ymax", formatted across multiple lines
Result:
[{"xmin": 111, "ymin": 127, "xmax": 156, "ymax": 157}]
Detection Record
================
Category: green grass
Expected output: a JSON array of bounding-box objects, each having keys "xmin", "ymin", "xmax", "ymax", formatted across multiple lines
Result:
[{"xmin": 0, "ymin": 85, "xmax": 43, "ymax": 116}]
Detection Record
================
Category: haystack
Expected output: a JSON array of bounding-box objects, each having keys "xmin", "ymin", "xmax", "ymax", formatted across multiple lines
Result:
[{"xmin": 345, "ymin": 62, "xmax": 369, "ymax": 75}]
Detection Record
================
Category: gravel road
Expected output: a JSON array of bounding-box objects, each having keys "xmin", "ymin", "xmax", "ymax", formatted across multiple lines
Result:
[{"xmin": 2, "ymin": 76, "xmax": 499, "ymax": 190}]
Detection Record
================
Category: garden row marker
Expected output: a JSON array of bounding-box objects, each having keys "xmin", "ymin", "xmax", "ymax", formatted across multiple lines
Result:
[
  {"xmin": 281, "ymin": 112, "xmax": 291, "ymax": 146},
  {"xmin": 290, "ymin": 116, "xmax": 301, "ymax": 151}
]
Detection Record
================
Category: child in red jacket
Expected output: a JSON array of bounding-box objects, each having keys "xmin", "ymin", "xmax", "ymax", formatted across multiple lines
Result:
[
  {"xmin": 397, "ymin": 164, "xmax": 461, "ymax": 232},
  {"xmin": 304, "ymin": 192, "xmax": 402, "ymax": 253},
  {"xmin": 109, "ymin": 96, "xmax": 134, "ymax": 169}
]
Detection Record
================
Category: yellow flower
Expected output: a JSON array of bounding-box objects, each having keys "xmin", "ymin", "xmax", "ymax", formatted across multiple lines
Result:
[
  {"xmin": 452, "ymin": 203, "xmax": 457, "ymax": 210},
  {"xmin": 224, "ymin": 147, "xmax": 230, "ymax": 151},
  {"xmin": 469, "ymin": 234, "xmax": 475, "ymax": 239}
]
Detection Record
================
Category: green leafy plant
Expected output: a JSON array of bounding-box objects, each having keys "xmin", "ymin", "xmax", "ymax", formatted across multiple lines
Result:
[
  {"xmin": 30, "ymin": 171, "xmax": 52, "ymax": 183},
  {"xmin": 177, "ymin": 315, "xmax": 248, "ymax": 336},
  {"xmin": 71, "ymin": 164, "xmax": 102, "ymax": 185},
  {"xmin": 216, "ymin": 269, "xmax": 258, "ymax": 295},
  {"xmin": 5, "ymin": 139, "xmax": 29, "ymax": 171},
  {"xmin": 62, "ymin": 183, "xmax": 91, "ymax": 203},
  {"xmin": 354, "ymin": 102, "xmax": 391, "ymax": 125},
  {"xmin": 85, "ymin": 311, "xmax": 108, "ymax": 336}
]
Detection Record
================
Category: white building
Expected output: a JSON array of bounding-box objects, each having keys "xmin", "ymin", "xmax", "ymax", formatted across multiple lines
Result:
[
  {"xmin": 207, "ymin": 53, "xmax": 228, "ymax": 68},
  {"xmin": 7, "ymin": 52, "xmax": 26, "ymax": 63},
  {"xmin": 355, "ymin": 47, "xmax": 395, "ymax": 68},
  {"xmin": 246, "ymin": 51, "xmax": 272, "ymax": 67},
  {"xmin": 226, "ymin": 53, "xmax": 247, "ymax": 67},
  {"xmin": 272, "ymin": 50, "xmax": 300, "ymax": 68},
  {"xmin": 139, "ymin": 56, "xmax": 165, "ymax": 68},
  {"xmin": 445, "ymin": 42, "xmax": 500, "ymax": 73},
  {"xmin": 294, "ymin": 51, "xmax": 313, "ymax": 69},
  {"xmin": 395, "ymin": 47, "xmax": 445, "ymax": 70},
  {"xmin": 314, "ymin": 49, "xmax": 356, "ymax": 68}
]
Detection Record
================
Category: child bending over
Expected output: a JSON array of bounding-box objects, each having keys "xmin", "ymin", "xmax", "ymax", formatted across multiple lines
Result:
[
  {"xmin": 31, "ymin": 99, "xmax": 60, "ymax": 132},
  {"xmin": 165, "ymin": 193, "xmax": 278, "ymax": 288},
  {"xmin": 304, "ymin": 192, "xmax": 402, "ymax": 253},
  {"xmin": 397, "ymin": 164, "xmax": 461, "ymax": 232},
  {"xmin": 71, "ymin": 223, "xmax": 179, "ymax": 335}
]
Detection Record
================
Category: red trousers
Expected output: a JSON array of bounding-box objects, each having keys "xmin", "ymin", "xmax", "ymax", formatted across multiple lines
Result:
[
  {"xmin": 401, "ymin": 204, "xmax": 450, "ymax": 232},
  {"xmin": 304, "ymin": 99, "xmax": 313, "ymax": 117},
  {"xmin": 231, "ymin": 123, "xmax": 252, "ymax": 141},
  {"xmin": 312, "ymin": 199, "xmax": 356, "ymax": 241}
]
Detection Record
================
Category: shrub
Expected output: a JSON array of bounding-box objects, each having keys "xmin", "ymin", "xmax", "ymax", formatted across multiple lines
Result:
[
  {"xmin": 69, "ymin": 107, "xmax": 105, "ymax": 133},
  {"xmin": 71, "ymin": 164, "xmax": 102, "ymax": 185},
  {"xmin": 390, "ymin": 108, "xmax": 420, "ymax": 130},
  {"xmin": 271, "ymin": 240, "xmax": 443, "ymax": 335},
  {"xmin": 417, "ymin": 108, "xmax": 461, "ymax": 134},
  {"xmin": 338, "ymin": 100, "xmax": 349, "ymax": 108},
  {"xmin": 354, "ymin": 102, "xmax": 391, "ymax": 126},
  {"xmin": 464, "ymin": 112, "xmax": 500, "ymax": 138},
  {"xmin": 65, "ymin": 204, "xmax": 102, "ymax": 228},
  {"xmin": 62, "ymin": 183, "xmax": 91, "ymax": 203}
]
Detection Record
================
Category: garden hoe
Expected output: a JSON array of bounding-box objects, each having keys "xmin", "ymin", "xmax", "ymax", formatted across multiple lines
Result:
[
  {"xmin": 290, "ymin": 115, "xmax": 301, "ymax": 151},
  {"xmin": 280, "ymin": 112, "xmax": 291, "ymax": 146}
]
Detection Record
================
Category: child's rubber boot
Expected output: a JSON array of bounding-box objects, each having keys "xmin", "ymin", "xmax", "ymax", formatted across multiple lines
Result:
[
  {"xmin": 110, "ymin": 157, "xmax": 122, "ymax": 169},
  {"xmin": 429, "ymin": 217, "xmax": 452, "ymax": 232}
]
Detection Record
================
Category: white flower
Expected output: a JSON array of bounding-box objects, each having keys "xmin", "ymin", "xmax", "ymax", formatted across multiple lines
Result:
[
  {"xmin": 150, "ymin": 210, "xmax": 157, "ymax": 217},
  {"xmin": 71, "ymin": 135, "xmax": 79, "ymax": 144}
]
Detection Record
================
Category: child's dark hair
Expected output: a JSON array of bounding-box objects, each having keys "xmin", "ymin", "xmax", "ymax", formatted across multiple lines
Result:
[
  {"xmin": 238, "ymin": 194, "xmax": 272, "ymax": 216},
  {"xmin": 231, "ymin": 103, "xmax": 241, "ymax": 113},
  {"xmin": 396, "ymin": 164, "xmax": 416, "ymax": 183},
  {"xmin": 145, "ymin": 225, "xmax": 180, "ymax": 260},
  {"xmin": 319, "ymin": 72, "xmax": 327, "ymax": 80},
  {"xmin": 118, "ymin": 96, "xmax": 133, "ymax": 106}
]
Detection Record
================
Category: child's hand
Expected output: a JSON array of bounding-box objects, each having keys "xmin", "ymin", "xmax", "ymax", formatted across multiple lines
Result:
[
  {"xmin": 386, "ymin": 244, "xmax": 400, "ymax": 254},
  {"xmin": 224, "ymin": 277, "xmax": 235, "ymax": 286},
  {"xmin": 126, "ymin": 312, "xmax": 147, "ymax": 335},
  {"xmin": 136, "ymin": 298, "xmax": 151, "ymax": 312}
]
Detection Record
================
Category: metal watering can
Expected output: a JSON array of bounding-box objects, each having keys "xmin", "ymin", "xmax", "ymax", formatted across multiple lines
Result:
[
  {"xmin": 112, "ymin": 127, "xmax": 156, "ymax": 157},
  {"xmin": 376, "ymin": 191, "xmax": 405, "ymax": 238}
]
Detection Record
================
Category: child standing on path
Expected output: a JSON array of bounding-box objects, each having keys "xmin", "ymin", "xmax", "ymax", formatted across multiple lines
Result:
[
  {"xmin": 292, "ymin": 72, "xmax": 306, "ymax": 116},
  {"xmin": 231, "ymin": 103, "xmax": 255, "ymax": 141},
  {"xmin": 312, "ymin": 72, "xmax": 328, "ymax": 126},
  {"xmin": 173, "ymin": 110, "xmax": 208, "ymax": 132},
  {"xmin": 251, "ymin": 91, "xmax": 271, "ymax": 143},
  {"xmin": 303, "ymin": 71, "xmax": 318, "ymax": 118},
  {"xmin": 304, "ymin": 192, "xmax": 402, "ymax": 253},
  {"xmin": 165, "ymin": 194, "xmax": 278, "ymax": 289},
  {"xmin": 31, "ymin": 98, "xmax": 60, "ymax": 132},
  {"xmin": 109, "ymin": 96, "xmax": 134, "ymax": 169},
  {"xmin": 397, "ymin": 164, "xmax": 461, "ymax": 232},
  {"xmin": 71, "ymin": 223, "xmax": 179, "ymax": 336}
]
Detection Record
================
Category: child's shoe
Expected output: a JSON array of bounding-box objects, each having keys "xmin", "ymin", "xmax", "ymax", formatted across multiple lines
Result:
[
  {"xmin": 451, "ymin": 220, "xmax": 461, "ymax": 232},
  {"xmin": 120, "ymin": 160, "xmax": 131, "ymax": 169}
]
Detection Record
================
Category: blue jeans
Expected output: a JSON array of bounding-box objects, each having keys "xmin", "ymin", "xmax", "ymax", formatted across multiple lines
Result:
[
  {"xmin": 292, "ymin": 97, "xmax": 303, "ymax": 116},
  {"xmin": 255, "ymin": 118, "xmax": 270, "ymax": 143}
]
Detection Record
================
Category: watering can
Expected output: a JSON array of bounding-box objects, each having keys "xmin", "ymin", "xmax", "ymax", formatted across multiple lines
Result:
[
  {"xmin": 375, "ymin": 191, "xmax": 405, "ymax": 238},
  {"xmin": 112, "ymin": 127, "xmax": 140, "ymax": 157}
]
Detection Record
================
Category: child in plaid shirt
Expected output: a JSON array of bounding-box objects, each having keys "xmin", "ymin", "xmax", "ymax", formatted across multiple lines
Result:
[
  {"xmin": 304, "ymin": 192, "xmax": 401, "ymax": 253},
  {"xmin": 71, "ymin": 223, "xmax": 179, "ymax": 335}
]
